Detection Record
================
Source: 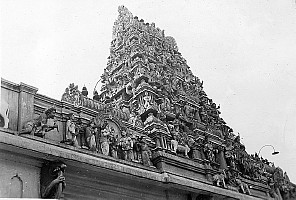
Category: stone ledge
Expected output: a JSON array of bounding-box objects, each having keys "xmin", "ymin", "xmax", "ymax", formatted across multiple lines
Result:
[{"xmin": 167, "ymin": 174, "xmax": 268, "ymax": 200}]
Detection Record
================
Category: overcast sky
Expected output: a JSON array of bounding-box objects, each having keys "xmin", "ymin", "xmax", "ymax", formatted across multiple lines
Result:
[{"xmin": 1, "ymin": 0, "xmax": 296, "ymax": 182}]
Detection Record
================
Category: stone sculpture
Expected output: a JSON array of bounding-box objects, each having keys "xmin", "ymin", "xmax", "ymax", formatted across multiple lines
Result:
[
  {"xmin": 85, "ymin": 119, "xmax": 97, "ymax": 152},
  {"xmin": 19, "ymin": 107, "xmax": 58, "ymax": 137},
  {"xmin": 41, "ymin": 161, "xmax": 66, "ymax": 199},
  {"xmin": 119, "ymin": 129, "xmax": 134, "ymax": 161},
  {"xmin": 213, "ymin": 169, "xmax": 227, "ymax": 188},
  {"xmin": 138, "ymin": 136, "xmax": 152, "ymax": 167},
  {"xmin": 100, "ymin": 125, "xmax": 111, "ymax": 156},
  {"xmin": 64, "ymin": 113, "xmax": 79, "ymax": 148}
]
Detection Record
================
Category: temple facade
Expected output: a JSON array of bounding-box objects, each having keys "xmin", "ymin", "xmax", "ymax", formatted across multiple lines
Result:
[{"xmin": 1, "ymin": 6, "xmax": 295, "ymax": 200}]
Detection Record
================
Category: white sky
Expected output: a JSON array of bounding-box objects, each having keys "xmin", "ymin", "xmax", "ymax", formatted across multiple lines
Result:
[{"xmin": 1, "ymin": 0, "xmax": 296, "ymax": 182}]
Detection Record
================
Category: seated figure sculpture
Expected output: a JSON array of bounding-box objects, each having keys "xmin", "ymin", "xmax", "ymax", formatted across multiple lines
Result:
[
  {"xmin": 19, "ymin": 107, "xmax": 58, "ymax": 137},
  {"xmin": 170, "ymin": 126, "xmax": 190, "ymax": 158}
]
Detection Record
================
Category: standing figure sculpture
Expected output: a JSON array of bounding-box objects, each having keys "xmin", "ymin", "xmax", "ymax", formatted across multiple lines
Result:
[
  {"xmin": 109, "ymin": 133, "xmax": 119, "ymax": 159},
  {"xmin": 95, "ymin": 119, "xmax": 108, "ymax": 154},
  {"xmin": 203, "ymin": 136, "xmax": 216, "ymax": 163},
  {"xmin": 20, "ymin": 107, "xmax": 58, "ymax": 137},
  {"xmin": 100, "ymin": 125, "xmax": 111, "ymax": 156},
  {"xmin": 64, "ymin": 113, "xmax": 79, "ymax": 148},
  {"xmin": 139, "ymin": 136, "xmax": 152, "ymax": 167},
  {"xmin": 85, "ymin": 119, "xmax": 97, "ymax": 152},
  {"xmin": 119, "ymin": 129, "xmax": 134, "ymax": 161}
]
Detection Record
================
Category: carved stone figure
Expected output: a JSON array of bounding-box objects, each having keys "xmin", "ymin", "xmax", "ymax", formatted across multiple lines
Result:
[
  {"xmin": 170, "ymin": 132, "xmax": 190, "ymax": 158},
  {"xmin": 224, "ymin": 140, "xmax": 236, "ymax": 169},
  {"xmin": 20, "ymin": 107, "xmax": 58, "ymax": 137},
  {"xmin": 213, "ymin": 169, "xmax": 227, "ymax": 188},
  {"xmin": 119, "ymin": 129, "xmax": 134, "ymax": 161},
  {"xmin": 85, "ymin": 119, "xmax": 97, "ymax": 152},
  {"xmin": 40, "ymin": 161, "xmax": 66, "ymax": 199},
  {"xmin": 235, "ymin": 178, "xmax": 251, "ymax": 195},
  {"xmin": 61, "ymin": 83, "xmax": 81, "ymax": 107},
  {"xmin": 100, "ymin": 125, "xmax": 111, "ymax": 156},
  {"xmin": 109, "ymin": 134, "xmax": 119, "ymax": 158},
  {"xmin": 139, "ymin": 136, "xmax": 152, "ymax": 167},
  {"xmin": 95, "ymin": 119, "xmax": 108, "ymax": 153},
  {"xmin": 64, "ymin": 113, "xmax": 79, "ymax": 148},
  {"xmin": 203, "ymin": 136, "xmax": 217, "ymax": 163}
]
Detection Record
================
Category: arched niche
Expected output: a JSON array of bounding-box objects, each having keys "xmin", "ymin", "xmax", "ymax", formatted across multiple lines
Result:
[
  {"xmin": 95, "ymin": 113, "xmax": 125, "ymax": 138},
  {"xmin": 9, "ymin": 174, "xmax": 23, "ymax": 198}
]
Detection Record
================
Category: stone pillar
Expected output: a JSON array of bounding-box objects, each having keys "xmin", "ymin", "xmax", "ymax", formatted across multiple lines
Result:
[{"xmin": 17, "ymin": 83, "xmax": 38, "ymax": 131}]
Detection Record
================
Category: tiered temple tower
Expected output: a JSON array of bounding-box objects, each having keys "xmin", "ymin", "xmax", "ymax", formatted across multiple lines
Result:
[{"xmin": 99, "ymin": 5, "xmax": 227, "ymax": 155}]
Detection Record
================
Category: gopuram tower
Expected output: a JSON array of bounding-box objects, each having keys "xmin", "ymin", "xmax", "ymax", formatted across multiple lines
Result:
[{"xmin": 99, "ymin": 5, "xmax": 226, "ymax": 155}]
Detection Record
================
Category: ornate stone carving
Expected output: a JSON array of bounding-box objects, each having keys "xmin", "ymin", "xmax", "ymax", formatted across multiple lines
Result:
[
  {"xmin": 63, "ymin": 113, "xmax": 79, "ymax": 147},
  {"xmin": 61, "ymin": 83, "xmax": 81, "ymax": 107},
  {"xmin": 84, "ymin": 119, "xmax": 97, "ymax": 152},
  {"xmin": 19, "ymin": 107, "xmax": 58, "ymax": 137},
  {"xmin": 40, "ymin": 161, "xmax": 66, "ymax": 199},
  {"xmin": 213, "ymin": 169, "xmax": 227, "ymax": 188}
]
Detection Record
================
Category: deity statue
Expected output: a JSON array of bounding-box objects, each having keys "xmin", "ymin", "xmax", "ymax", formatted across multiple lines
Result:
[
  {"xmin": 64, "ymin": 113, "xmax": 79, "ymax": 148},
  {"xmin": 19, "ymin": 107, "xmax": 58, "ymax": 137},
  {"xmin": 224, "ymin": 140, "xmax": 236, "ymax": 169},
  {"xmin": 119, "ymin": 129, "xmax": 134, "ymax": 161},
  {"xmin": 109, "ymin": 133, "xmax": 119, "ymax": 159},
  {"xmin": 138, "ymin": 136, "xmax": 152, "ymax": 167},
  {"xmin": 203, "ymin": 136, "xmax": 216, "ymax": 163},
  {"xmin": 95, "ymin": 119, "xmax": 108, "ymax": 154},
  {"xmin": 100, "ymin": 125, "xmax": 111, "ymax": 156},
  {"xmin": 85, "ymin": 119, "xmax": 97, "ymax": 152}
]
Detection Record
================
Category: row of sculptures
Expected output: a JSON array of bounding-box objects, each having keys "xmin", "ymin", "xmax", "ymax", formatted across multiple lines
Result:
[
  {"xmin": 19, "ymin": 107, "xmax": 153, "ymax": 168},
  {"xmin": 17, "ymin": 106, "xmax": 296, "ymax": 199}
]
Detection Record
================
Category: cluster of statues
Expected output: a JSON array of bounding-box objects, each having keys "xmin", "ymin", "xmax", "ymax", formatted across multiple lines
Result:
[{"xmin": 62, "ymin": 114, "xmax": 153, "ymax": 167}]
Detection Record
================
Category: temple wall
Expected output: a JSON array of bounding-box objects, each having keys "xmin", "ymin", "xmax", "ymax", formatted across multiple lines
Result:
[{"xmin": 0, "ymin": 152, "xmax": 41, "ymax": 198}]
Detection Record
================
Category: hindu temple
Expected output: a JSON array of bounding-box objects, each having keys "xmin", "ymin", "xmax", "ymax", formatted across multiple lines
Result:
[{"xmin": 1, "ymin": 5, "xmax": 295, "ymax": 200}]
